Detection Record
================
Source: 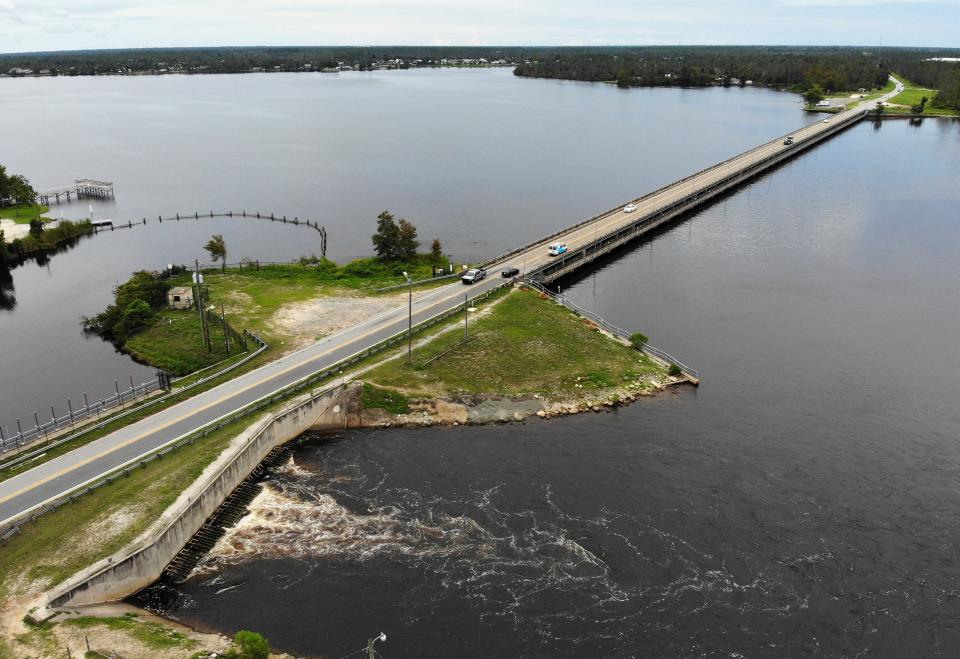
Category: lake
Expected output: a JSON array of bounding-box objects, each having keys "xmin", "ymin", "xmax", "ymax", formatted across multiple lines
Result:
[
  {"xmin": 6, "ymin": 69, "xmax": 960, "ymax": 656},
  {"xmin": 0, "ymin": 67, "xmax": 804, "ymax": 439}
]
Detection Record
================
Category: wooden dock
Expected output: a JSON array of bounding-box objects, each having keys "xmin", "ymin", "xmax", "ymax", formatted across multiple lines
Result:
[{"xmin": 36, "ymin": 179, "xmax": 114, "ymax": 205}]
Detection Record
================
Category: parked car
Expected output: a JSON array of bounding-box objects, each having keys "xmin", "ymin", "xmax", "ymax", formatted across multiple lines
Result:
[
  {"xmin": 548, "ymin": 242, "xmax": 568, "ymax": 256},
  {"xmin": 501, "ymin": 266, "xmax": 520, "ymax": 278},
  {"xmin": 461, "ymin": 268, "xmax": 487, "ymax": 284},
  {"xmin": 623, "ymin": 203, "xmax": 638, "ymax": 213},
  {"xmin": 783, "ymin": 136, "xmax": 794, "ymax": 145}
]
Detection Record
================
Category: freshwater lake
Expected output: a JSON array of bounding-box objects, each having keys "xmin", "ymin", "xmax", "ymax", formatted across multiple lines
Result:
[{"xmin": 4, "ymin": 68, "xmax": 960, "ymax": 655}]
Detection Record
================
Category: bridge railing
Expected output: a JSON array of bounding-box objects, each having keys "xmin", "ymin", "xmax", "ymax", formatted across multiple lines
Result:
[
  {"xmin": 0, "ymin": 330, "xmax": 267, "ymax": 464},
  {"xmin": 482, "ymin": 107, "xmax": 867, "ymax": 275},
  {"xmin": 523, "ymin": 279, "xmax": 700, "ymax": 381}
]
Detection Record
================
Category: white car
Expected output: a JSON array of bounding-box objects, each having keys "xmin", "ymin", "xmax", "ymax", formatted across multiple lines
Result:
[
  {"xmin": 547, "ymin": 242, "xmax": 568, "ymax": 256},
  {"xmin": 822, "ymin": 119, "xmax": 830, "ymax": 123},
  {"xmin": 623, "ymin": 203, "xmax": 637, "ymax": 213}
]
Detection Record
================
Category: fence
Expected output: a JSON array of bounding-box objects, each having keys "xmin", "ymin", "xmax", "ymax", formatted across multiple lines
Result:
[
  {"xmin": 0, "ymin": 330, "xmax": 267, "ymax": 462},
  {"xmin": 522, "ymin": 279, "xmax": 700, "ymax": 381},
  {"xmin": 91, "ymin": 210, "xmax": 328, "ymax": 258},
  {"xmin": 0, "ymin": 284, "xmax": 508, "ymax": 542}
]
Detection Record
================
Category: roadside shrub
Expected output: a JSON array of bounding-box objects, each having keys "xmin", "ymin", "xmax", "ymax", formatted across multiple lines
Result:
[
  {"xmin": 629, "ymin": 332, "xmax": 648, "ymax": 349},
  {"xmin": 668, "ymin": 363, "xmax": 682, "ymax": 377},
  {"xmin": 226, "ymin": 630, "xmax": 271, "ymax": 659}
]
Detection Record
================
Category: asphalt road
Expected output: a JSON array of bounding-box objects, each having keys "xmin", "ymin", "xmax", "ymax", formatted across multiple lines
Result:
[{"xmin": 0, "ymin": 79, "xmax": 903, "ymax": 529}]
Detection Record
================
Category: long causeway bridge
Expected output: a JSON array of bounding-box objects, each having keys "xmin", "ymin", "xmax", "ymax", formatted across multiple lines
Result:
[{"xmin": 0, "ymin": 84, "xmax": 899, "ymax": 544}]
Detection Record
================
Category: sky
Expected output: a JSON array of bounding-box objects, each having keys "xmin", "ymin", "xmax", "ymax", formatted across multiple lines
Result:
[{"xmin": 0, "ymin": 0, "xmax": 957, "ymax": 54}]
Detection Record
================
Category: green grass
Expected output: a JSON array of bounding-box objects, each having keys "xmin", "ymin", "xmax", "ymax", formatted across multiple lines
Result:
[
  {"xmin": 0, "ymin": 204, "xmax": 50, "ymax": 224},
  {"xmin": 824, "ymin": 77, "xmax": 895, "ymax": 102},
  {"xmin": 360, "ymin": 383, "xmax": 411, "ymax": 414},
  {"xmin": 124, "ymin": 309, "xmax": 234, "ymax": 376},
  {"xmin": 364, "ymin": 288, "xmax": 664, "ymax": 400},
  {"xmin": 169, "ymin": 258, "xmax": 451, "ymax": 346},
  {"xmin": 886, "ymin": 73, "xmax": 956, "ymax": 115},
  {"xmin": 65, "ymin": 616, "xmax": 198, "ymax": 651}
]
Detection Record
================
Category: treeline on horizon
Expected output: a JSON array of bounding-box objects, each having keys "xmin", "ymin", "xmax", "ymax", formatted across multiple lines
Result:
[
  {"xmin": 512, "ymin": 46, "xmax": 960, "ymax": 110},
  {"xmin": 1, "ymin": 45, "xmax": 957, "ymax": 109}
]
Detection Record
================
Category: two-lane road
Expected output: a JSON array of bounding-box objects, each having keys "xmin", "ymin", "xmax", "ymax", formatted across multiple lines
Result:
[{"xmin": 0, "ymin": 79, "xmax": 902, "ymax": 529}]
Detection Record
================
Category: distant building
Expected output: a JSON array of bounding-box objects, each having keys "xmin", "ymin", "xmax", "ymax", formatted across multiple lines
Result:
[
  {"xmin": 8, "ymin": 68, "xmax": 32, "ymax": 76},
  {"xmin": 167, "ymin": 286, "xmax": 195, "ymax": 310}
]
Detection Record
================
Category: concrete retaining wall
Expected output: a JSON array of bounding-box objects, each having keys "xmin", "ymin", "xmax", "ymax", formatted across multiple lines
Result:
[{"xmin": 44, "ymin": 382, "xmax": 362, "ymax": 611}]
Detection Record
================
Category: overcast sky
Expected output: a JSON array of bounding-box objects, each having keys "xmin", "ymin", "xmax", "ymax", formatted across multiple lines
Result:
[{"xmin": 0, "ymin": 0, "xmax": 957, "ymax": 54}]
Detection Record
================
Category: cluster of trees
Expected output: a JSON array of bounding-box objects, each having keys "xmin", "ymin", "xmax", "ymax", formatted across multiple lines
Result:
[
  {"xmin": 513, "ymin": 46, "xmax": 894, "ymax": 91},
  {"xmin": 82, "ymin": 270, "xmax": 174, "ymax": 343},
  {"xmin": 884, "ymin": 51, "xmax": 960, "ymax": 111},
  {"xmin": 372, "ymin": 210, "xmax": 435, "ymax": 261},
  {"xmin": 0, "ymin": 165, "xmax": 36, "ymax": 209}
]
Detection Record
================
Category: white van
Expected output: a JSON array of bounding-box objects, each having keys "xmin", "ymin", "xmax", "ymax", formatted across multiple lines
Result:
[{"xmin": 548, "ymin": 242, "xmax": 568, "ymax": 256}]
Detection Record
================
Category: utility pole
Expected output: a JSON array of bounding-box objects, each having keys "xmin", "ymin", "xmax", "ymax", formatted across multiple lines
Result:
[
  {"xmin": 464, "ymin": 293, "xmax": 468, "ymax": 341},
  {"xmin": 195, "ymin": 259, "xmax": 211, "ymax": 352},
  {"xmin": 221, "ymin": 303, "xmax": 230, "ymax": 354},
  {"xmin": 403, "ymin": 272, "xmax": 412, "ymax": 363}
]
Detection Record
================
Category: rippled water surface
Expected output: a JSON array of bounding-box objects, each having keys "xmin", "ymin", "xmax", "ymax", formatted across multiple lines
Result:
[{"xmin": 135, "ymin": 116, "xmax": 960, "ymax": 657}]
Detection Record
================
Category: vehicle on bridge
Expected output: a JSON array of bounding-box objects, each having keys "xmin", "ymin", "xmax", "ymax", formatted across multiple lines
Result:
[
  {"xmin": 548, "ymin": 242, "xmax": 568, "ymax": 256},
  {"xmin": 623, "ymin": 203, "xmax": 637, "ymax": 213},
  {"xmin": 783, "ymin": 136, "xmax": 794, "ymax": 145},
  {"xmin": 501, "ymin": 266, "xmax": 520, "ymax": 278},
  {"xmin": 461, "ymin": 268, "xmax": 487, "ymax": 284}
]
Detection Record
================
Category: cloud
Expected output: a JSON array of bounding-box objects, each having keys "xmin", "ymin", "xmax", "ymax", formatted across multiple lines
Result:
[{"xmin": 0, "ymin": 0, "xmax": 956, "ymax": 52}]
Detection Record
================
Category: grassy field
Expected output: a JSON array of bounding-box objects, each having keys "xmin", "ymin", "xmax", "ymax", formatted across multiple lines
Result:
[
  {"xmin": 0, "ymin": 204, "xmax": 50, "ymax": 224},
  {"xmin": 169, "ymin": 257, "xmax": 451, "ymax": 346},
  {"xmin": 364, "ymin": 287, "xmax": 664, "ymax": 400},
  {"xmin": 889, "ymin": 74, "xmax": 939, "ymax": 108},
  {"xmin": 825, "ymin": 77, "xmax": 895, "ymax": 101},
  {"xmin": 124, "ymin": 310, "xmax": 233, "ymax": 376}
]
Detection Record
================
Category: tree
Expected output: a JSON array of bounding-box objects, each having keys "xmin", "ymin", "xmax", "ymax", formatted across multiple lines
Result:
[
  {"xmin": 803, "ymin": 84, "xmax": 825, "ymax": 105},
  {"xmin": 396, "ymin": 218, "xmax": 419, "ymax": 259},
  {"xmin": 0, "ymin": 165, "xmax": 9, "ymax": 203},
  {"xmin": 28, "ymin": 219, "xmax": 43, "ymax": 236},
  {"xmin": 372, "ymin": 210, "xmax": 400, "ymax": 260},
  {"xmin": 615, "ymin": 66, "xmax": 634, "ymax": 88},
  {"xmin": 8, "ymin": 174, "xmax": 35, "ymax": 211},
  {"xmin": 227, "ymin": 630, "xmax": 271, "ymax": 659},
  {"xmin": 629, "ymin": 332, "xmax": 648, "ymax": 350},
  {"xmin": 430, "ymin": 238, "xmax": 443, "ymax": 264},
  {"xmin": 204, "ymin": 233, "xmax": 227, "ymax": 272}
]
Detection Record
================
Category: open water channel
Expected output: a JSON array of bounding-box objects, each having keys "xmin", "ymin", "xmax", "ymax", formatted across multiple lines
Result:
[{"xmin": 3, "ymin": 69, "xmax": 960, "ymax": 655}]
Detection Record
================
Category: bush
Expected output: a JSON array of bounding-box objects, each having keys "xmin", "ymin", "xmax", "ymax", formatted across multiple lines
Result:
[
  {"xmin": 629, "ymin": 332, "xmax": 648, "ymax": 349},
  {"xmin": 226, "ymin": 630, "xmax": 271, "ymax": 659},
  {"xmin": 668, "ymin": 363, "xmax": 682, "ymax": 377}
]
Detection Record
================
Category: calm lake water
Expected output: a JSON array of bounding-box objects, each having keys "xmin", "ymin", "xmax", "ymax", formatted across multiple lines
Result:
[
  {"xmin": 0, "ymin": 68, "xmax": 804, "ymax": 438},
  {"xmin": 6, "ymin": 69, "xmax": 960, "ymax": 656}
]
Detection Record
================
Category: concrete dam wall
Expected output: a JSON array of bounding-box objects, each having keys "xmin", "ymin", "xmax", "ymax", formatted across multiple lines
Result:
[{"xmin": 44, "ymin": 382, "xmax": 363, "ymax": 610}]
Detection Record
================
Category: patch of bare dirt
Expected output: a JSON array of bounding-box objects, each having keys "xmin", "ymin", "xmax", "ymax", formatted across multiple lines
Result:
[{"xmin": 273, "ymin": 291, "xmax": 409, "ymax": 349}]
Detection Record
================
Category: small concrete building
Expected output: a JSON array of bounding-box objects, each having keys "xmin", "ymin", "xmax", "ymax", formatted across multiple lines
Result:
[{"xmin": 167, "ymin": 286, "xmax": 194, "ymax": 310}]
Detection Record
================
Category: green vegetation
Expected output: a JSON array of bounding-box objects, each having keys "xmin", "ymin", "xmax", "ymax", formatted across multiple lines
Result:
[
  {"xmin": 360, "ymin": 383, "xmax": 411, "ymax": 414},
  {"xmin": 0, "ymin": 218, "xmax": 95, "ymax": 263},
  {"xmin": 668, "ymin": 363, "xmax": 683, "ymax": 377},
  {"xmin": 64, "ymin": 615, "xmax": 198, "ymax": 651},
  {"xmin": 803, "ymin": 84, "xmax": 825, "ymax": 105},
  {"xmin": 0, "ymin": 203, "xmax": 49, "ymax": 224},
  {"xmin": 629, "ymin": 332, "xmax": 649, "ymax": 349},
  {"xmin": 82, "ymin": 269, "xmax": 174, "ymax": 343},
  {"xmin": 0, "ymin": 165, "xmax": 37, "ymax": 209},
  {"xmin": 372, "ymin": 210, "xmax": 421, "ymax": 261},
  {"xmin": 225, "ymin": 630, "xmax": 272, "ymax": 659},
  {"xmin": 364, "ymin": 288, "xmax": 664, "ymax": 399},
  {"xmin": 125, "ymin": 309, "xmax": 232, "ymax": 375},
  {"xmin": 204, "ymin": 233, "xmax": 228, "ymax": 272}
]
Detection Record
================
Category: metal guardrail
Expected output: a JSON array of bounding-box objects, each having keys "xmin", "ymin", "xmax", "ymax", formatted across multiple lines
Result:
[
  {"xmin": 0, "ymin": 284, "xmax": 510, "ymax": 542},
  {"xmin": 523, "ymin": 279, "xmax": 700, "ymax": 381},
  {"xmin": 480, "ymin": 109, "xmax": 867, "ymax": 274},
  {"xmin": 375, "ymin": 272, "xmax": 461, "ymax": 292},
  {"xmin": 0, "ymin": 331, "xmax": 268, "ymax": 468}
]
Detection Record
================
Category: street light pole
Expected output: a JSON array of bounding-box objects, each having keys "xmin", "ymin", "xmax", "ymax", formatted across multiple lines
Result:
[{"xmin": 403, "ymin": 272, "xmax": 412, "ymax": 363}]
